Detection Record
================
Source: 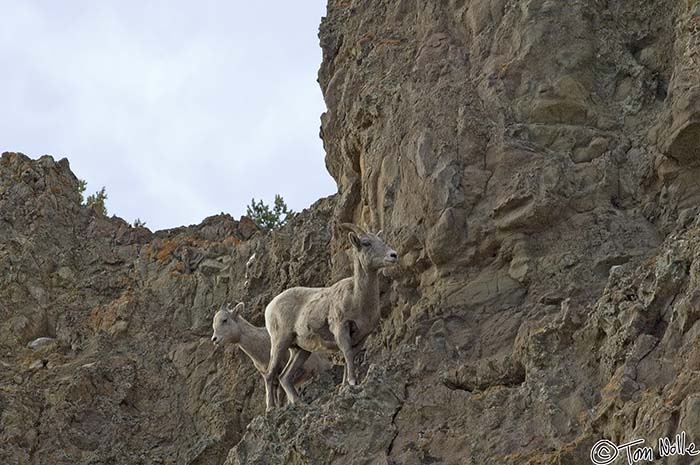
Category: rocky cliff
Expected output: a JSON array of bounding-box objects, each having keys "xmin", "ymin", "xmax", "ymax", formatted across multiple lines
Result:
[
  {"xmin": 3, "ymin": 0, "xmax": 700, "ymax": 464},
  {"xmin": 0, "ymin": 151, "xmax": 340, "ymax": 465}
]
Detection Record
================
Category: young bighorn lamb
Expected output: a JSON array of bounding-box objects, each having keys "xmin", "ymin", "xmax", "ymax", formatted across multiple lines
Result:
[
  {"xmin": 264, "ymin": 223, "xmax": 398, "ymax": 411},
  {"xmin": 211, "ymin": 302, "xmax": 331, "ymax": 406}
]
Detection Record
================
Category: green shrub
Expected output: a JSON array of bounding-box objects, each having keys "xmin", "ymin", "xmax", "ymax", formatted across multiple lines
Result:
[
  {"xmin": 86, "ymin": 187, "xmax": 108, "ymax": 216},
  {"xmin": 246, "ymin": 195, "xmax": 295, "ymax": 230}
]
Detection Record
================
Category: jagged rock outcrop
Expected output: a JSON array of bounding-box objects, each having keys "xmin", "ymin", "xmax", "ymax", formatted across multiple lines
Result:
[
  {"xmin": 0, "ymin": 152, "xmax": 337, "ymax": 464},
  {"xmin": 230, "ymin": 0, "xmax": 700, "ymax": 463},
  {"xmin": 2, "ymin": 0, "xmax": 700, "ymax": 464}
]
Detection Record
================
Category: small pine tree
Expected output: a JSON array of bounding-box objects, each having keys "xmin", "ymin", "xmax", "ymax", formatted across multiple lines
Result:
[
  {"xmin": 77, "ymin": 179, "xmax": 87, "ymax": 203},
  {"xmin": 246, "ymin": 194, "xmax": 295, "ymax": 230},
  {"xmin": 86, "ymin": 187, "xmax": 108, "ymax": 216},
  {"xmin": 133, "ymin": 218, "xmax": 147, "ymax": 228}
]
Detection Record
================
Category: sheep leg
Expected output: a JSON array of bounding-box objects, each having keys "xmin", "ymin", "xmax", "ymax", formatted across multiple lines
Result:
[
  {"xmin": 264, "ymin": 337, "xmax": 290, "ymax": 412},
  {"xmin": 275, "ymin": 383, "xmax": 286, "ymax": 407},
  {"xmin": 280, "ymin": 347, "xmax": 310, "ymax": 405},
  {"xmin": 336, "ymin": 324, "xmax": 358, "ymax": 386}
]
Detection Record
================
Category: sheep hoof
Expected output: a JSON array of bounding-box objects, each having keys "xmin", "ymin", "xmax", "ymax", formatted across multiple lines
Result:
[{"xmin": 339, "ymin": 383, "xmax": 361, "ymax": 395}]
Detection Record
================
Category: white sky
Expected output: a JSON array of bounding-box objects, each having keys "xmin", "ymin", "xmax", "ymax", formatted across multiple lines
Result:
[{"xmin": 0, "ymin": 1, "xmax": 336, "ymax": 230}]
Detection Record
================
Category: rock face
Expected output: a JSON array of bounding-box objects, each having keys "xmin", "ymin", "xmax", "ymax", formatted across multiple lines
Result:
[
  {"xmin": 2, "ymin": 0, "xmax": 700, "ymax": 464},
  {"xmin": 0, "ymin": 152, "xmax": 336, "ymax": 465},
  {"xmin": 232, "ymin": 0, "xmax": 700, "ymax": 463}
]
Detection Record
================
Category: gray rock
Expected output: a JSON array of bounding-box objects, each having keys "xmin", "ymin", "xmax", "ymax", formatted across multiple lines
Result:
[{"xmin": 2, "ymin": 0, "xmax": 700, "ymax": 464}]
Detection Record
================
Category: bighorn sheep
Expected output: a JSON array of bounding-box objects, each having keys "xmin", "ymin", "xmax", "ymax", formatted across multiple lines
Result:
[
  {"xmin": 211, "ymin": 302, "xmax": 332, "ymax": 406},
  {"xmin": 264, "ymin": 223, "xmax": 398, "ymax": 411}
]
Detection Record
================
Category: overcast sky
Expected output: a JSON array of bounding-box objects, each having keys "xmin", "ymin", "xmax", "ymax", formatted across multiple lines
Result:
[{"xmin": 0, "ymin": 1, "xmax": 336, "ymax": 230}]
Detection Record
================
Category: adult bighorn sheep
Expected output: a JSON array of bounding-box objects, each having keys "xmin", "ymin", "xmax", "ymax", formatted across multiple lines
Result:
[
  {"xmin": 211, "ymin": 302, "xmax": 332, "ymax": 406},
  {"xmin": 263, "ymin": 223, "xmax": 398, "ymax": 411}
]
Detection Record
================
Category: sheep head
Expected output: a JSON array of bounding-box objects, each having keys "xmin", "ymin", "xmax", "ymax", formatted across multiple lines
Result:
[
  {"xmin": 211, "ymin": 302, "xmax": 244, "ymax": 345},
  {"xmin": 339, "ymin": 223, "xmax": 398, "ymax": 271}
]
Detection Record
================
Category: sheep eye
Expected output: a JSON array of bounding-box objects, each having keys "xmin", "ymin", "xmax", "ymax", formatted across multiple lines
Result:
[
  {"xmin": 361, "ymin": 240, "xmax": 371, "ymax": 247},
  {"xmin": 222, "ymin": 318, "xmax": 228, "ymax": 324}
]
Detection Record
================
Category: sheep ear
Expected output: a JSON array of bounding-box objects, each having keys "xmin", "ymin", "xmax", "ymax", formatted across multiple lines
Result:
[
  {"xmin": 230, "ymin": 302, "xmax": 244, "ymax": 315},
  {"xmin": 376, "ymin": 230, "xmax": 383, "ymax": 238},
  {"xmin": 348, "ymin": 232, "xmax": 362, "ymax": 250}
]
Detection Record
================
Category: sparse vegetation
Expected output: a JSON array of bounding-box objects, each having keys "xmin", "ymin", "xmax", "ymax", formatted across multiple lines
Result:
[
  {"xmin": 246, "ymin": 195, "xmax": 295, "ymax": 231},
  {"xmin": 133, "ymin": 218, "xmax": 147, "ymax": 228},
  {"xmin": 86, "ymin": 187, "xmax": 108, "ymax": 216},
  {"xmin": 78, "ymin": 179, "xmax": 109, "ymax": 216},
  {"xmin": 78, "ymin": 179, "xmax": 87, "ymax": 203}
]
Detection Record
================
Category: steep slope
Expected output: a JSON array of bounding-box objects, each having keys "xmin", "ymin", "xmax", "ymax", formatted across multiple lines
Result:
[
  {"xmin": 228, "ymin": 0, "xmax": 700, "ymax": 464},
  {"xmin": 0, "ymin": 152, "xmax": 337, "ymax": 465},
  {"xmin": 2, "ymin": 0, "xmax": 700, "ymax": 464}
]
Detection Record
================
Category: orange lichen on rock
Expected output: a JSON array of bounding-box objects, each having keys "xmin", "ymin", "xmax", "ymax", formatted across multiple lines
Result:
[
  {"xmin": 153, "ymin": 238, "xmax": 181, "ymax": 262},
  {"xmin": 87, "ymin": 292, "xmax": 135, "ymax": 336},
  {"xmin": 147, "ymin": 234, "xmax": 241, "ymax": 264},
  {"xmin": 170, "ymin": 261, "xmax": 186, "ymax": 275},
  {"xmin": 223, "ymin": 235, "xmax": 241, "ymax": 247}
]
